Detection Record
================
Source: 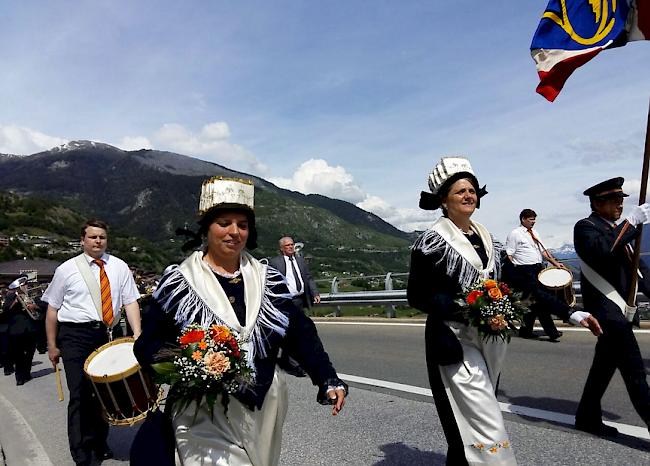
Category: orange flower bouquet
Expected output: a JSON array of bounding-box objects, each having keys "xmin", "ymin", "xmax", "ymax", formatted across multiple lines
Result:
[
  {"xmin": 456, "ymin": 279, "xmax": 528, "ymax": 342},
  {"xmin": 151, "ymin": 324, "xmax": 253, "ymax": 415}
]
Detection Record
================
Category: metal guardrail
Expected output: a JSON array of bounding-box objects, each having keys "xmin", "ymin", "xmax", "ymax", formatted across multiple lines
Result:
[{"xmin": 315, "ymin": 272, "xmax": 648, "ymax": 318}]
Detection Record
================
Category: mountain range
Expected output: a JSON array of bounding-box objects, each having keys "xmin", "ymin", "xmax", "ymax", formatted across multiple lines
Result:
[{"xmin": 0, "ymin": 141, "xmax": 411, "ymax": 275}]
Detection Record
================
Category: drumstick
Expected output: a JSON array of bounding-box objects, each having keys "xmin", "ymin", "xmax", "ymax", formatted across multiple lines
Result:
[{"xmin": 55, "ymin": 365, "xmax": 64, "ymax": 402}]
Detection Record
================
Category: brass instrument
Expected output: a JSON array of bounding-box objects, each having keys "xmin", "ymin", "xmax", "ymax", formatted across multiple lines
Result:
[{"xmin": 8, "ymin": 276, "xmax": 45, "ymax": 320}]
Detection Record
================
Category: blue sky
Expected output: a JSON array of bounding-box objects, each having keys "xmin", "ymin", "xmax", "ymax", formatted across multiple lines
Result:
[{"xmin": 1, "ymin": 1, "xmax": 649, "ymax": 247}]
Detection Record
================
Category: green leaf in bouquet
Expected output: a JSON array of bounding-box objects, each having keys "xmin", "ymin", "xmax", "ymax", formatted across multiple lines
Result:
[{"xmin": 151, "ymin": 361, "xmax": 177, "ymax": 376}]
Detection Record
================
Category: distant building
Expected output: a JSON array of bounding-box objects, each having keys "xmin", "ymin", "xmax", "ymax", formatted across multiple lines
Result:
[
  {"xmin": 0, "ymin": 259, "xmax": 60, "ymax": 286},
  {"xmin": 0, "ymin": 235, "xmax": 8, "ymax": 247}
]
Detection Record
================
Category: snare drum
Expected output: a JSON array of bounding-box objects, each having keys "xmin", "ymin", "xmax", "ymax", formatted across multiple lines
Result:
[
  {"xmin": 84, "ymin": 337, "xmax": 162, "ymax": 426},
  {"xmin": 538, "ymin": 266, "xmax": 576, "ymax": 307}
]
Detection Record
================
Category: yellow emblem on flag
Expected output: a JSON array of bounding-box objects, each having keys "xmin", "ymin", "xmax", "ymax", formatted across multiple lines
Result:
[{"xmin": 543, "ymin": 0, "xmax": 617, "ymax": 45}]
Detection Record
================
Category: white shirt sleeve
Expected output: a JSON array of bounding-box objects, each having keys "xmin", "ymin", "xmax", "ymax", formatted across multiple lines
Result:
[
  {"xmin": 505, "ymin": 230, "xmax": 518, "ymax": 256},
  {"xmin": 41, "ymin": 266, "xmax": 66, "ymax": 309},
  {"xmin": 121, "ymin": 270, "xmax": 141, "ymax": 305}
]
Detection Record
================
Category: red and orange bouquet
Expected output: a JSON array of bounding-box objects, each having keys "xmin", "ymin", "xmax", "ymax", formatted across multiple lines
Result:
[
  {"xmin": 456, "ymin": 279, "xmax": 528, "ymax": 342},
  {"xmin": 151, "ymin": 324, "xmax": 253, "ymax": 415}
]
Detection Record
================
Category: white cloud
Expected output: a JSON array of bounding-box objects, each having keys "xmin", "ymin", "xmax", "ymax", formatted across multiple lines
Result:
[
  {"xmin": 271, "ymin": 159, "xmax": 435, "ymax": 231},
  {"xmin": 0, "ymin": 125, "xmax": 68, "ymax": 155},
  {"xmin": 152, "ymin": 122, "xmax": 267, "ymax": 174},
  {"xmin": 117, "ymin": 136, "xmax": 152, "ymax": 151},
  {"xmin": 356, "ymin": 196, "xmax": 433, "ymax": 231},
  {"xmin": 623, "ymin": 178, "xmax": 650, "ymax": 205},
  {"xmin": 270, "ymin": 158, "xmax": 365, "ymax": 203}
]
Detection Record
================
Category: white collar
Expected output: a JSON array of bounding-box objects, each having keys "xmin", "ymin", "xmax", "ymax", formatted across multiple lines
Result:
[
  {"xmin": 178, "ymin": 251, "xmax": 264, "ymax": 337},
  {"xmin": 84, "ymin": 252, "xmax": 109, "ymax": 264},
  {"xmin": 432, "ymin": 217, "xmax": 495, "ymax": 277}
]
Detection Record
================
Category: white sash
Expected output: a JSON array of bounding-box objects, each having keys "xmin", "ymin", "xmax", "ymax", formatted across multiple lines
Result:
[
  {"xmin": 579, "ymin": 254, "xmax": 637, "ymax": 322},
  {"xmin": 73, "ymin": 254, "xmax": 120, "ymax": 327},
  {"xmin": 73, "ymin": 254, "xmax": 103, "ymax": 321}
]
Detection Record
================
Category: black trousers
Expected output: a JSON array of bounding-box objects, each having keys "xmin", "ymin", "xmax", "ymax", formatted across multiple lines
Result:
[
  {"xmin": 58, "ymin": 323, "xmax": 122, "ymax": 465},
  {"xmin": 35, "ymin": 319, "xmax": 47, "ymax": 353},
  {"xmin": 506, "ymin": 263, "xmax": 566, "ymax": 337},
  {"xmin": 576, "ymin": 320, "xmax": 650, "ymax": 427},
  {"xmin": 8, "ymin": 331, "xmax": 36, "ymax": 383},
  {"xmin": 0, "ymin": 329, "xmax": 12, "ymax": 372},
  {"xmin": 425, "ymin": 320, "xmax": 469, "ymax": 466}
]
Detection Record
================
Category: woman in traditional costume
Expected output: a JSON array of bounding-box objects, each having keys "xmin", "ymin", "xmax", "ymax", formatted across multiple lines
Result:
[
  {"xmin": 134, "ymin": 177, "xmax": 347, "ymax": 466},
  {"xmin": 407, "ymin": 157, "xmax": 516, "ymax": 465}
]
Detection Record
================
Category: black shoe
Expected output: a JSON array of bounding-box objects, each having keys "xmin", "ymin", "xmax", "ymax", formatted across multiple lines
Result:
[
  {"xmin": 94, "ymin": 447, "xmax": 114, "ymax": 460},
  {"xmin": 548, "ymin": 333, "xmax": 562, "ymax": 342},
  {"xmin": 4, "ymin": 368, "xmax": 14, "ymax": 376},
  {"xmin": 16, "ymin": 379, "xmax": 25, "ymax": 386},
  {"xmin": 575, "ymin": 421, "xmax": 619, "ymax": 437},
  {"xmin": 519, "ymin": 330, "xmax": 539, "ymax": 339}
]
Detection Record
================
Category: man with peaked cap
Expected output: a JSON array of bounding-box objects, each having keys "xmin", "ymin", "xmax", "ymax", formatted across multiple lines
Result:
[
  {"xmin": 573, "ymin": 177, "xmax": 650, "ymax": 437},
  {"xmin": 3, "ymin": 276, "xmax": 39, "ymax": 385}
]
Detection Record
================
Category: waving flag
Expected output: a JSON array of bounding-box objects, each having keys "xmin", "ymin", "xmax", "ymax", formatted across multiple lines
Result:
[{"xmin": 531, "ymin": 0, "xmax": 649, "ymax": 102}]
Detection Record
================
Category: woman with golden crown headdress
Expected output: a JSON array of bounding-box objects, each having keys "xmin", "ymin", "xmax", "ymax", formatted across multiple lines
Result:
[{"xmin": 133, "ymin": 177, "xmax": 347, "ymax": 466}]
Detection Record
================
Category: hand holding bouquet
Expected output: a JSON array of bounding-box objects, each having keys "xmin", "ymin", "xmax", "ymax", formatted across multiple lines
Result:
[
  {"xmin": 456, "ymin": 279, "xmax": 528, "ymax": 342},
  {"xmin": 151, "ymin": 324, "xmax": 253, "ymax": 416}
]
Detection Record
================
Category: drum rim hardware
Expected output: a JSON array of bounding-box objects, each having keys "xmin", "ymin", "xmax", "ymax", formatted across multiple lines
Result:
[{"xmin": 84, "ymin": 336, "xmax": 164, "ymax": 427}]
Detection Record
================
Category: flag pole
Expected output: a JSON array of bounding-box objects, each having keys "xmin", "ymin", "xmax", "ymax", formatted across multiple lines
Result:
[{"xmin": 627, "ymin": 100, "xmax": 650, "ymax": 306}]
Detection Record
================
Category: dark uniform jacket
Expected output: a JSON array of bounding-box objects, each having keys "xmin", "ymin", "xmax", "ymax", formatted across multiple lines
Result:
[
  {"xmin": 2, "ymin": 291, "xmax": 38, "ymax": 335},
  {"xmin": 574, "ymin": 212, "xmax": 650, "ymax": 325},
  {"xmin": 268, "ymin": 255, "xmax": 319, "ymax": 307}
]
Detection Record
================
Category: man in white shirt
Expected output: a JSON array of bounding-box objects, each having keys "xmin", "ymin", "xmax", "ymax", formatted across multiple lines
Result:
[
  {"xmin": 504, "ymin": 209, "xmax": 568, "ymax": 341},
  {"xmin": 43, "ymin": 219, "xmax": 141, "ymax": 466}
]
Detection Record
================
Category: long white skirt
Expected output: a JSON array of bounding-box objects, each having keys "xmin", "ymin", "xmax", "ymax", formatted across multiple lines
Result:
[
  {"xmin": 172, "ymin": 369, "xmax": 289, "ymax": 466},
  {"xmin": 440, "ymin": 322, "xmax": 517, "ymax": 466}
]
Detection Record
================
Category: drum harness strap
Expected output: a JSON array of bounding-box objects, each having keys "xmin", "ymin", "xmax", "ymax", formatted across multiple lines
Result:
[
  {"xmin": 74, "ymin": 254, "xmax": 119, "ymax": 340},
  {"xmin": 525, "ymin": 227, "xmax": 558, "ymax": 265}
]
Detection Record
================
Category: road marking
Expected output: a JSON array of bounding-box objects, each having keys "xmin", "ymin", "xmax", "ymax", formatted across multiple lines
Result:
[
  {"xmin": 0, "ymin": 392, "xmax": 53, "ymax": 465},
  {"xmin": 339, "ymin": 373, "xmax": 650, "ymax": 440},
  {"xmin": 315, "ymin": 321, "xmax": 650, "ymax": 334},
  {"xmin": 316, "ymin": 321, "xmax": 425, "ymax": 327}
]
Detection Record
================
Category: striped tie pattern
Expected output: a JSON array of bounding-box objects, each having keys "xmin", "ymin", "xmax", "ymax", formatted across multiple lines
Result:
[{"xmin": 93, "ymin": 259, "xmax": 113, "ymax": 326}]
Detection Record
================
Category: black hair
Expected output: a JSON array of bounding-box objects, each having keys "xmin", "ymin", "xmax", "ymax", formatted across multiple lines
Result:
[{"xmin": 519, "ymin": 209, "xmax": 537, "ymax": 221}]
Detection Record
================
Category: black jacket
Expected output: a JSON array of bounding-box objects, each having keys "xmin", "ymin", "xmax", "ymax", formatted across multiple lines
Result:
[
  {"xmin": 574, "ymin": 212, "xmax": 650, "ymax": 325},
  {"xmin": 2, "ymin": 291, "xmax": 38, "ymax": 335},
  {"xmin": 267, "ymin": 254, "xmax": 319, "ymax": 306},
  {"xmin": 134, "ymin": 273, "xmax": 344, "ymax": 411}
]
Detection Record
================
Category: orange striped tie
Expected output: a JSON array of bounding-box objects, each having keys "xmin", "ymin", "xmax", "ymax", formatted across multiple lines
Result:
[{"xmin": 93, "ymin": 259, "xmax": 113, "ymax": 326}]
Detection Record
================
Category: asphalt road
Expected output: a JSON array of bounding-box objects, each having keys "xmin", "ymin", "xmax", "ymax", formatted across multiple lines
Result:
[
  {"xmin": 316, "ymin": 321, "xmax": 650, "ymax": 428},
  {"xmin": 0, "ymin": 320, "xmax": 649, "ymax": 465}
]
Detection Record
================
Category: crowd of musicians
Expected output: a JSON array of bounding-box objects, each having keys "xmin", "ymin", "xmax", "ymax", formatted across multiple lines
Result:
[{"xmin": 0, "ymin": 163, "xmax": 649, "ymax": 466}]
